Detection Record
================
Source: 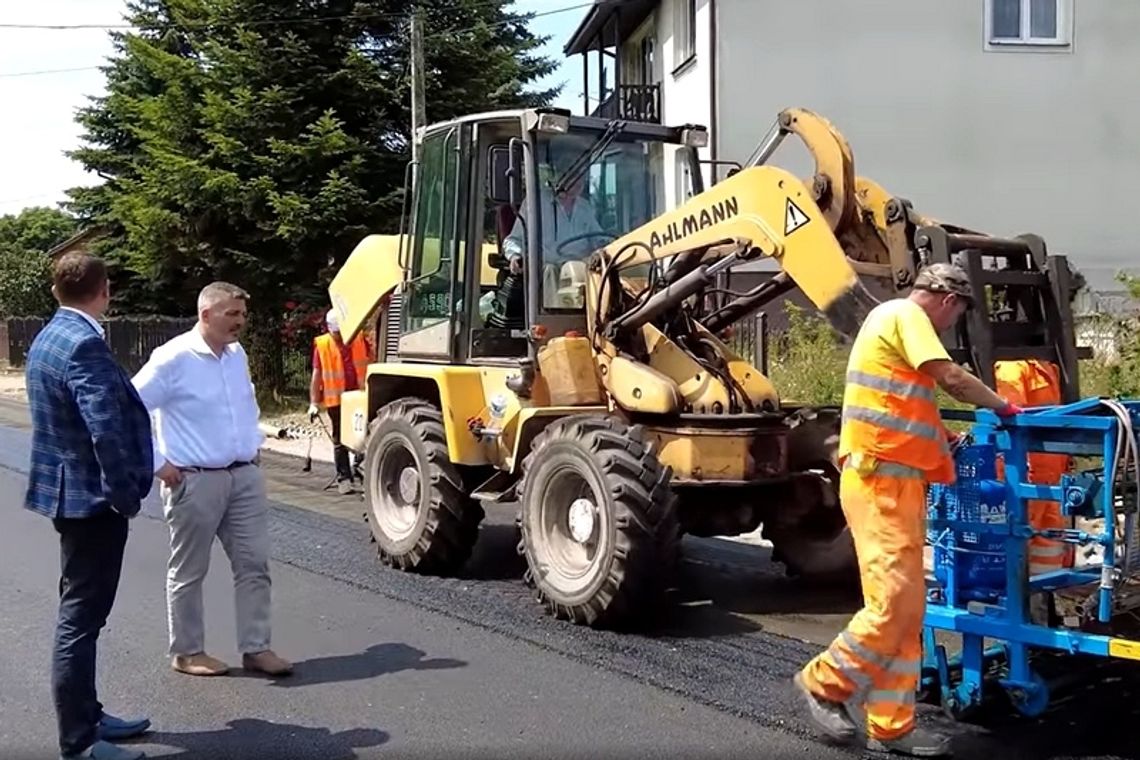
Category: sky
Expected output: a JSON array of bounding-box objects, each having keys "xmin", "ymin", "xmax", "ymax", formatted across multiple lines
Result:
[{"xmin": 0, "ymin": 0, "xmax": 588, "ymax": 218}]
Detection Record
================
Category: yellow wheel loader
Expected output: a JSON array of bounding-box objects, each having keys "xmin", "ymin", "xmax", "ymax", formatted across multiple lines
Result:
[{"xmin": 327, "ymin": 107, "xmax": 1086, "ymax": 629}]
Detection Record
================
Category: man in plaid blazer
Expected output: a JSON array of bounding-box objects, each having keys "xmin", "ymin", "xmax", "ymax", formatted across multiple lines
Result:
[{"xmin": 24, "ymin": 252, "xmax": 154, "ymax": 760}]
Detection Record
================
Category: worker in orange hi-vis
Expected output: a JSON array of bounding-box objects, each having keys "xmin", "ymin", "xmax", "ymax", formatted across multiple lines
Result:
[
  {"xmin": 309, "ymin": 308, "xmax": 371, "ymax": 495},
  {"xmin": 793, "ymin": 263, "xmax": 1021, "ymax": 758},
  {"xmin": 994, "ymin": 359, "xmax": 1073, "ymax": 575}
]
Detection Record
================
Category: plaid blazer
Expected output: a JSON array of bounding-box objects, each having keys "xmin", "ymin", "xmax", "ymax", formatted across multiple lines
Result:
[{"xmin": 24, "ymin": 309, "xmax": 154, "ymax": 519}]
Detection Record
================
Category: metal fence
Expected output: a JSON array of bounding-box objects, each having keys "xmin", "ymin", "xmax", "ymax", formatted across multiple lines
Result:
[{"xmin": 2, "ymin": 316, "xmax": 319, "ymax": 399}]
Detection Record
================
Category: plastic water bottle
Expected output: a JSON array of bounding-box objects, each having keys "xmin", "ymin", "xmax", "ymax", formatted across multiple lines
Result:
[{"xmin": 488, "ymin": 394, "xmax": 507, "ymax": 428}]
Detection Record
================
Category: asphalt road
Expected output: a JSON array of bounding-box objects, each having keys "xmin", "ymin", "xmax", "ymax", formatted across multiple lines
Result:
[{"xmin": 2, "ymin": 398, "xmax": 1139, "ymax": 759}]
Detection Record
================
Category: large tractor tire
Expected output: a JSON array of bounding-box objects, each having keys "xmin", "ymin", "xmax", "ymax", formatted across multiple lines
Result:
[
  {"xmin": 517, "ymin": 415, "xmax": 680, "ymax": 628},
  {"xmin": 363, "ymin": 398, "xmax": 485, "ymax": 574},
  {"xmin": 766, "ymin": 408, "xmax": 859, "ymax": 584}
]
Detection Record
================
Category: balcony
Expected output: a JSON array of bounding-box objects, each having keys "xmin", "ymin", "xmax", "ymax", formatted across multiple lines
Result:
[{"xmin": 593, "ymin": 83, "xmax": 661, "ymax": 124}]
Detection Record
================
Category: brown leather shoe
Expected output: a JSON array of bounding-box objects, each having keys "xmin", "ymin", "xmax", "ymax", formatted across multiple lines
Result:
[
  {"xmin": 172, "ymin": 653, "xmax": 229, "ymax": 676},
  {"xmin": 242, "ymin": 650, "xmax": 293, "ymax": 676}
]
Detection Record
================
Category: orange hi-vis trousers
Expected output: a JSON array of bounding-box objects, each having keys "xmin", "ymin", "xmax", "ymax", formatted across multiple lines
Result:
[{"xmin": 800, "ymin": 458, "xmax": 926, "ymax": 741}]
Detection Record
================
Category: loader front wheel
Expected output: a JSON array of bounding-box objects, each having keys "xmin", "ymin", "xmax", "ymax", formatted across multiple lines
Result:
[
  {"xmin": 767, "ymin": 407, "xmax": 859, "ymax": 584},
  {"xmin": 364, "ymin": 398, "xmax": 484, "ymax": 574},
  {"xmin": 518, "ymin": 415, "xmax": 679, "ymax": 628}
]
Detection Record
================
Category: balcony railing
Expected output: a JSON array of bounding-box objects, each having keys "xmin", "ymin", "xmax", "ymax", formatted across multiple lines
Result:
[{"xmin": 593, "ymin": 83, "xmax": 661, "ymax": 124}]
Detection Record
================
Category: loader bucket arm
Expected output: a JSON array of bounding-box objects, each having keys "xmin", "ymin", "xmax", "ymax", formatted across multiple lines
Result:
[
  {"xmin": 747, "ymin": 107, "xmax": 1088, "ymax": 402},
  {"xmin": 587, "ymin": 164, "xmax": 879, "ymax": 345}
]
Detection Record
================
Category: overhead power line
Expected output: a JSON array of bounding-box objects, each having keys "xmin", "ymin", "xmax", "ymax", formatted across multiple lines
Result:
[
  {"xmin": 0, "ymin": 65, "xmax": 102, "ymax": 78},
  {"xmin": 0, "ymin": 1, "xmax": 589, "ymax": 31}
]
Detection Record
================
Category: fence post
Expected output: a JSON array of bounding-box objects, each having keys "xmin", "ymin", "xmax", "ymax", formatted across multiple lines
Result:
[{"xmin": 754, "ymin": 312, "xmax": 769, "ymax": 377}]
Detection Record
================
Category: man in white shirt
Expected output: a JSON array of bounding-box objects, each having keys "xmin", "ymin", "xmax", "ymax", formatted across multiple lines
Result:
[
  {"xmin": 501, "ymin": 169, "xmax": 606, "ymax": 309},
  {"xmin": 132, "ymin": 282, "xmax": 292, "ymax": 679}
]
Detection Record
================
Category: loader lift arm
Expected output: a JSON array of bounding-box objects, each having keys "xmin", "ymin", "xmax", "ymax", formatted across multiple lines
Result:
[
  {"xmin": 725, "ymin": 107, "xmax": 1090, "ymax": 402},
  {"xmin": 587, "ymin": 164, "xmax": 880, "ymax": 349}
]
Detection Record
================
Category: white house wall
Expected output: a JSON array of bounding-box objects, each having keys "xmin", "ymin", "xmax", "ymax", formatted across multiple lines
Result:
[
  {"xmin": 712, "ymin": 0, "xmax": 1140, "ymax": 283},
  {"xmin": 655, "ymin": 0, "xmax": 715, "ymax": 207}
]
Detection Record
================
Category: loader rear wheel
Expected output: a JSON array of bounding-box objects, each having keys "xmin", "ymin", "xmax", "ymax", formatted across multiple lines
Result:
[
  {"xmin": 364, "ymin": 398, "xmax": 484, "ymax": 574},
  {"xmin": 518, "ymin": 415, "xmax": 679, "ymax": 628}
]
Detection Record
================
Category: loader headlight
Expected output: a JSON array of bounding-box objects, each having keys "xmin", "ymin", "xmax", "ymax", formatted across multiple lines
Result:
[
  {"xmin": 681, "ymin": 127, "xmax": 708, "ymax": 148},
  {"xmin": 536, "ymin": 113, "xmax": 570, "ymax": 134}
]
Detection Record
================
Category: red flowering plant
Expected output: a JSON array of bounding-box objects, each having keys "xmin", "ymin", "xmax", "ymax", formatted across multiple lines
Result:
[{"xmin": 279, "ymin": 300, "xmax": 326, "ymax": 354}]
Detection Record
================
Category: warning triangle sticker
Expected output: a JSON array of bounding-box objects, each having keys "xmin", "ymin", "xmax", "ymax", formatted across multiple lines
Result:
[{"xmin": 785, "ymin": 197, "xmax": 810, "ymax": 236}]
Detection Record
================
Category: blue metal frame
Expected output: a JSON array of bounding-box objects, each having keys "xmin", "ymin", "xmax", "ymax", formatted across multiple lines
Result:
[{"xmin": 922, "ymin": 398, "xmax": 1140, "ymax": 719}]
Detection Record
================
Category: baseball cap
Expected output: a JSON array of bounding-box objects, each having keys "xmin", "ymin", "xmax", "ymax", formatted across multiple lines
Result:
[
  {"xmin": 913, "ymin": 263, "xmax": 975, "ymax": 307},
  {"xmin": 326, "ymin": 308, "xmax": 340, "ymax": 332}
]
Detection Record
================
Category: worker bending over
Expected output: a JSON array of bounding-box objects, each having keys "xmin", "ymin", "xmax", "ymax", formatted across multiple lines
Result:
[
  {"xmin": 994, "ymin": 359, "xmax": 1073, "ymax": 575},
  {"xmin": 309, "ymin": 309, "xmax": 370, "ymax": 494},
  {"xmin": 793, "ymin": 263, "xmax": 1022, "ymax": 758}
]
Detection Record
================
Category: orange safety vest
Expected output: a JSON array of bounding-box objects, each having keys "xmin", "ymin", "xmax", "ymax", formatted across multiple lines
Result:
[
  {"xmin": 839, "ymin": 333, "xmax": 955, "ymax": 484},
  {"xmin": 314, "ymin": 333, "xmax": 369, "ymax": 408},
  {"xmin": 995, "ymin": 360, "xmax": 1070, "ymax": 482},
  {"xmin": 994, "ymin": 359, "xmax": 1073, "ymax": 572}
]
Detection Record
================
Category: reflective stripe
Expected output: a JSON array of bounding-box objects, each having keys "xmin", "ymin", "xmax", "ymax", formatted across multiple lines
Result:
[
  {"xmin": 826, "ymin": 644, "xmax": 873, "ymax": 698},
  {"xmin": 843, "ymin": 405, "xmax": 944, "ymax": 444},
  {"xmin": 844, "ymin": 458, "xmax": 924, "ymax": 480},
  {"xmin": 839, "ymin": 631, "xmax": 920, "ymax": 678},
  {"xmin": 846, "ymin": 370, "xmax": 936, "ymax": 402},
  {"xmin": 866, "ymin": 688, "xmax": 916, "ymax": 707},
  {"xmin": 1030, "ymin": 544, "xmax": 1067, "ymax": 558}
]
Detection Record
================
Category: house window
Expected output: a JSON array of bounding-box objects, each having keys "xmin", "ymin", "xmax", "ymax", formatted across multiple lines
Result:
[
  {"xmin": 985, "ymin": 0, "xmax": 1072, "ymax": 48},
  {"xmin": 672, "ymin": 0, "xmax": 696, "ymax": 72}
]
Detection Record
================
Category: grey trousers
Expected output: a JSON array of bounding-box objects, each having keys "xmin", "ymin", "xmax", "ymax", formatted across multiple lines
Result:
[{"xmin": 161, "ymin": 463, "xmax": 272, "ymax": 657}]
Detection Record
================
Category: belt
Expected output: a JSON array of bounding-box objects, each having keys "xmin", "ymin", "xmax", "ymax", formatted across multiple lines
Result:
[{"xmin": 179, "ymin": 460, "xmax": 256, "ymax": 473}]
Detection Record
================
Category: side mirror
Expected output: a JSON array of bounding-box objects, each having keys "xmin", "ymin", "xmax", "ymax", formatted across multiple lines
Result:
[{"xmin": 488, "ymin": 145, "xmax": 515, "ymax": 204}]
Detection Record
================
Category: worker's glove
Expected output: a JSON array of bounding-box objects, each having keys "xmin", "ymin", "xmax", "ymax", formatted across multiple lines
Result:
[
  {"xmin": 307, "ymin": 403, "xmax": 320, "ymax": 422},
  {"xmin": 948, "ymin": 430, "xmax": 971, "ymax": 456},
  {"xmin": 996, "ymin": 401, "xmax": 1025, "ymax": 417}
]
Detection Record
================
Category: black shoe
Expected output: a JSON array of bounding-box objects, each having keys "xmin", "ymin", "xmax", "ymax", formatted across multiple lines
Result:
[
  {"xmin": 866, "ymin": 726, "xmax": 952, "ymax": 757},
  {"xmin": 792, "ymin": 672, "xmax": 857, "ymax": 742}
]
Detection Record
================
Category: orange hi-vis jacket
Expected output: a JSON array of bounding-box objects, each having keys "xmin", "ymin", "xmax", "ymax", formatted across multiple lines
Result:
[
  {"xmin": 994, "ymin": 360, "xmax": 1070, "ymax": 482},
  {"xmin": 994, "ymin": 359, "xmax": 1072, "ymax": 573},
  {"xmin": 314, "ymin": 332, "xmax": 369, "ymax": 408},
  {"xmin": 838, "ymin": 354, "xmax": 955, "ymax": 485}
]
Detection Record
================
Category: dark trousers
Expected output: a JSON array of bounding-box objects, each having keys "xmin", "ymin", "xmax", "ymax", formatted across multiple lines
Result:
[
  {"xmin": 327, "ymin": 405, "xmax": 359, "ymax": 481},
  {"xmin": 52, "ymin": 510, "xmax": 129, "ymax": 756}
]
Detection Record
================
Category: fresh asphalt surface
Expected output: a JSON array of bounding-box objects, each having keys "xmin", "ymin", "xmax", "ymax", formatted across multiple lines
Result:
[{"xmin": 1, "ymin": 398, "xmax": 1139, "ymax": 759}]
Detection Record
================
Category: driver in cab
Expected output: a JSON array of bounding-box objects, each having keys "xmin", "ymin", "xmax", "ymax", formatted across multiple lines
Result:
[{"xmin": 501, "ymin": 156, "xmax": 604, "ymax": 307}]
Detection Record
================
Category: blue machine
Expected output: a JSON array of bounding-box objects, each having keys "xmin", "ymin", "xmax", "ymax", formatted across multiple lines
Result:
[{"xmin": 921, "ymin": 398, "xmax": 1140, "ymax": 719}]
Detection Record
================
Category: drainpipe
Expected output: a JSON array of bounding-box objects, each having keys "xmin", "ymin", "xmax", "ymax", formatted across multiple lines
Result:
[{"xmin": 707, "ymin": 0, "xmax": 718, "ymax": 184}]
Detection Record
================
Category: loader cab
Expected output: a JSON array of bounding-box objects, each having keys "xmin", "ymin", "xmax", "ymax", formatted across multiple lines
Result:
[{"xmin": 396, "ymin": 108, "xmax": 706, "ymax": 366}]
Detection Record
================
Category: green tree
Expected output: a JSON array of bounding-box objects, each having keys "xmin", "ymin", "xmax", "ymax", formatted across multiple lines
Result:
[
  {"xmin": 66, "ymin": 0, "xmax": 559, "ymax": 320},
  {"xmin": 0, "ymin": 206, "xmax": 79, "ymax": 317}
]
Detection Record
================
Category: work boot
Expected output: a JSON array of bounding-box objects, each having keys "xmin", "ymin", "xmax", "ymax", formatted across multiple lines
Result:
[
  {"xmin": 792, "ymin": 672, "xmax": 856, "ymax": 742},
  {"xmin": 866, "ymin": 726, "xmax": 952, "ymax": 757},
  {"xmin": 243, "ymin": 649, "xmax": 294, "ymax": 677},
  {"xmin": 171, "ymin": 652, "xmax": 229, "ymax": 676},
  {"xmin": 337, "ymin": 479, "xmax": 354, "ymax": 495}
]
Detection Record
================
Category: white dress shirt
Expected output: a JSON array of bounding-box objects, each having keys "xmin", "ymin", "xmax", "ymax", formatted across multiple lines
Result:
[
  {"xmin": 132, "ymin": 328, "xmax": 264, "ymax": 472},
  {"xmin": 59, "ymin": 306, "xmax": 105, "ymax": 338},
  {"xmin": 502, "ymin": 193, "xmax": 604, "ymax": 266}
]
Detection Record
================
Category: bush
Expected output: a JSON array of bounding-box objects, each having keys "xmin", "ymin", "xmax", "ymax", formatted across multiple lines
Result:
[
  {"xmin": 766, "ymin": 302, "xmax": 848, "ymax": 406},
  {"xmin": 761, "ymin": 291, "xmax": 1140, "ymax": 410}
]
